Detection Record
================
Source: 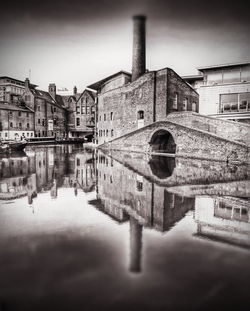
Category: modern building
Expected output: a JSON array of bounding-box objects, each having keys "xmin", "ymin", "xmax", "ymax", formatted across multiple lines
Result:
[
  {"xmin": 0, "ymin": 76, "xmax": 37, "ymax": 103},
  {"xmin": 0, "ymin": 101, "xmax": 35, "ymax": 140},
  {"xmin": 183, "ymin": 62, "xmax": 250, "ymax": 123},
  {"xmin": 23, "ymin": 79, "xmax": 67, "ymax": 138},
  {"xmin": 62, "ymin": 87, "xmax": 96, "ymax": 140},
  {"xmin": 88, "ymin": 16, "xmax": 199, "ymax": 145}
]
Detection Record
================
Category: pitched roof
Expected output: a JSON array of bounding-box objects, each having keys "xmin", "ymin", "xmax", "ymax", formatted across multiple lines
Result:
[
  {"xmin": 30, "ymin": 89, "xmax": 66, "ymax": 109},
  {"xmin": 87, "ymin": 70, "xmax": 131, "ymax": 91}
]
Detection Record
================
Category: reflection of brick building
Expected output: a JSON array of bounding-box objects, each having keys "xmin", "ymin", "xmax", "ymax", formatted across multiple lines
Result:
[
  {"xmin": 88, "ymin": 16, "xmax": 198, "ymax": 145},
  {"xmin": 96, "ymin": 152, "xmax": 195, "ymax": 231},
  {"xmin": 0, "ymin": 153, "xmax": 36, "ymax": 200}
]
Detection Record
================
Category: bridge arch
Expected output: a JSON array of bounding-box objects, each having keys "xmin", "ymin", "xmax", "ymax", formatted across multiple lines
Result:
[{"xmin": 149, "ymin": 129, "xmax": 176, "ymax": 154}]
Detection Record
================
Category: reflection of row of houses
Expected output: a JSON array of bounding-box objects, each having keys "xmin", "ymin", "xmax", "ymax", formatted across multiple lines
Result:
[
  {"xmin": 0, "ymin": 146, "xmax": 96, "ymax": 203},
  {"xmin": 0, "ymin": 147, "xmax": 249, "ymax": 264}
]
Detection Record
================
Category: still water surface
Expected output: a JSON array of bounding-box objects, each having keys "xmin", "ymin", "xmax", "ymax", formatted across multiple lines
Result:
[{"xmin": 0, "ymin": 144, "xmax": 250, "ymax": 311}]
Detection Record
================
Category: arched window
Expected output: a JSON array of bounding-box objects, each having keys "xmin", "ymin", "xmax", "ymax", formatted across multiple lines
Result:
[{"xmin": 137, "ymin": 110, "xmax": 144, "ymax": 120}]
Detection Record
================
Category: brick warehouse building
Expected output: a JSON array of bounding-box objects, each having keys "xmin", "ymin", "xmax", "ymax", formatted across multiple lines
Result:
[
  {"xmin": 23, "ymin": 79, "xmax": 67, "ymax": 138},
  {"xmin": 88, "ymin": 16, "xmax": 199, "ymax": 145}
]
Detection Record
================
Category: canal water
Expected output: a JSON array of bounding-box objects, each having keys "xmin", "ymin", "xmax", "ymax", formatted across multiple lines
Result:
[{"xmin": 0, "ymin": 144, "xmax": 249, "ymax": 311}]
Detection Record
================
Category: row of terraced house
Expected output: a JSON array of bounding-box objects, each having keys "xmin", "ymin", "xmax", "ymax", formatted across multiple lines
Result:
[{"xmin": 0, "ymin": 76, "xmax": 96, "ymax": 141}]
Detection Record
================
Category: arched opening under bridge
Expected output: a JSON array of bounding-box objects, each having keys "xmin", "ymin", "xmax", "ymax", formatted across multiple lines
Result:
[{"xmin": 149, "ymin": 130, "xmax": 176, "ymax": 154}]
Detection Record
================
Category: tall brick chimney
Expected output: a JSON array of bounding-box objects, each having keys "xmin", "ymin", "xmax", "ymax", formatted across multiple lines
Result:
[
  {"xmin": 48, "ymin": 83, "xmax": 56, "ymax": 99},
  {"xmin": 132, "ymin": 15, "xmax": 146, "ymax": 82},
  {"xmin": 73, "ymin": 86, "xmax": 77, "ymax": 95}
]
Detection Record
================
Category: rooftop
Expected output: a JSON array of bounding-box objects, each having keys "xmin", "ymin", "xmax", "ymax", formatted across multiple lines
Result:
[
  {"xmin": 0, "ymin": 76, "xmax": 37, "ymax": 88},
  {"xmin": 87, "ymin": 70, "xmax": 131, "ymax": 91},
  {"xmin": 198, "ymin": 61, "xmax": 250, "ymax": 71}
]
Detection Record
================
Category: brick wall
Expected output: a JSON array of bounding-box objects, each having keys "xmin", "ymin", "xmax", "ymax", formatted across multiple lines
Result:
[
  {"xmin": 97, "ymin": 69, "xmax": 199, "ymax": 145},
  {"xmin": 167, "ymin": 111, "xmax": 250, "ymax": 146},
  {"xmin": 100, "ymin": 120, "xmax": 249, "ymax": 163}
]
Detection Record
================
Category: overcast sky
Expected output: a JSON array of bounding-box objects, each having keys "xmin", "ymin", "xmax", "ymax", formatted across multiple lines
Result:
[{"xmin": 1, "ymin": 0, "xmax": 249, "ymax": 94}]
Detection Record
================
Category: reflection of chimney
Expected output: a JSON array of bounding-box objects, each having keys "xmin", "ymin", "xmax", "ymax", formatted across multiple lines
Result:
[
  {"xmin": 48, "ymin": 83, "xmax": 56, "ymax": 99},
  {"xmin": 129, "ymin": 217, "xmax": 143, "ymax": 273},
  {"xmin": 132, "ymin": 15, "xmax": 146, "ymax": 82},
  {"xmin": 73, "ymin": 86, "xmax": 77, "ymax": 95}
]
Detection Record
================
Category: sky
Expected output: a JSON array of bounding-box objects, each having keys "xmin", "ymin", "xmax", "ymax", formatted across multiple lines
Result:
[{"xmin": 0, "ymin": 0, "xmax": 250, "ymax": 94}]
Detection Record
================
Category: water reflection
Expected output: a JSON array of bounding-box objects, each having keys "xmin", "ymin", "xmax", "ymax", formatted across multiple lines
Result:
[{"xmin": 0, "ymin": 145, "xmax": 250, "ymax": 309}]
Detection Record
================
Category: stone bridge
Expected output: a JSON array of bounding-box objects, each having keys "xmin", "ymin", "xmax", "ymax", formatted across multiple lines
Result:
[{"xmin": 100, "ymin": 112, "xmax": 250, "ymax": 164}]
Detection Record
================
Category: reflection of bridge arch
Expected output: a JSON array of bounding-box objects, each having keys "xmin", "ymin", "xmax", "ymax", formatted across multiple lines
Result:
[
  {"xmin": 149, "ymin": 155, "xmax": 175, "ymax": 179},
  {"xmin": 149, "ymin": 129, "xmax": 176, "ymax": 154}
]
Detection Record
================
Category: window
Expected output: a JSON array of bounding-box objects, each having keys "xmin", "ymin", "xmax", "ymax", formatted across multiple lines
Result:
[
  {"xmin": 192, "ymin": 102, "xmax": 196, "ymax": 112},
  {"xmin": 111, "ymin": 129, "xmax": 114, "ymax": 137},
  {"xmin": 42, "ymin": 119, "xmax": 45, "ymax": 126},
  {"xmin": 99, "ymin": 116, "xmax": 101, "ymax": 121},
  {"xmin": 86, "ymin": 106, "xmax": 90, "ymax": 114},
  {"xmin": 136, "ymin": 181, "xmax": 143, "ymax": 192},
  {"xmin": 19, "ymin": 123, "xmax": 22, "ymax": 128},
  {"xmin": 106, "ymin": 129, "xmax": 108, "ymax": 136},
  {"xmin": 76, "ymin": 118, "xmax": 80, "ymax": 126},
  {"xmin": 18, "ymin": 111, "xmax": 21, "ymax": 116},
  {"xmin": 81, "ymin": 104, "xmax": 85, "ymax": 114},
  {"xmin": 76, "ymin": 106, "xmax": 80, "ymax": 114},
  {"xmin": 173, "ymin": 93, "xmax": 178, "ymax": 109},
  {"xmin": 27, "ymin": 123, "xmax": 30, "ymax": 128},
  {"xmin": 183, "ymin": 98, "xmax": 188, "ymax": 110},
  {"xmin": 110, "ymin": 112, "xmax": 113, "ymax": 120},
  {"xmin": 77, "ymin": 158, "xmax": 80, "ymax": 166},
  {"xmin": 138, "ymin": 110, "xmax": 144, "ymax": 119},
  {"xmin": 26, "ymin": 112, "xmax": 29, "ymax": 117},
  {"xmin": 104, "ymin": 114, "xmax": 106, "ymax": 121},
  {"xmin": 54, "ymin": 107, "xmax": 56, "ymax": 112},
  {"xmin": 9, "ymin": 111, "xmax": 13, "ymax": 117},
  {"xmin": 38, "ymin": 118, "xmax": 40, "ymax": 124},
  {"xmin": 10, "ymin": 122, "xmax": 13, "ymax": 128},
  {"xmin": 37, "ymin": 106, "xmax": 40, "ymax": 112}
]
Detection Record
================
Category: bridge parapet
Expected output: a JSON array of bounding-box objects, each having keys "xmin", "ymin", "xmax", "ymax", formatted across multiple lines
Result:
[{"xmin": 167, "ymin": 112, "xmax": 250, "ymax": 146}]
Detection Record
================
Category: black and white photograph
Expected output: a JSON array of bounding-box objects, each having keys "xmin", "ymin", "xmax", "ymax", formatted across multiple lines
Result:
[{"xmin": 0, "ymin": 0, "xmax": 250, "ymax": 310}]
